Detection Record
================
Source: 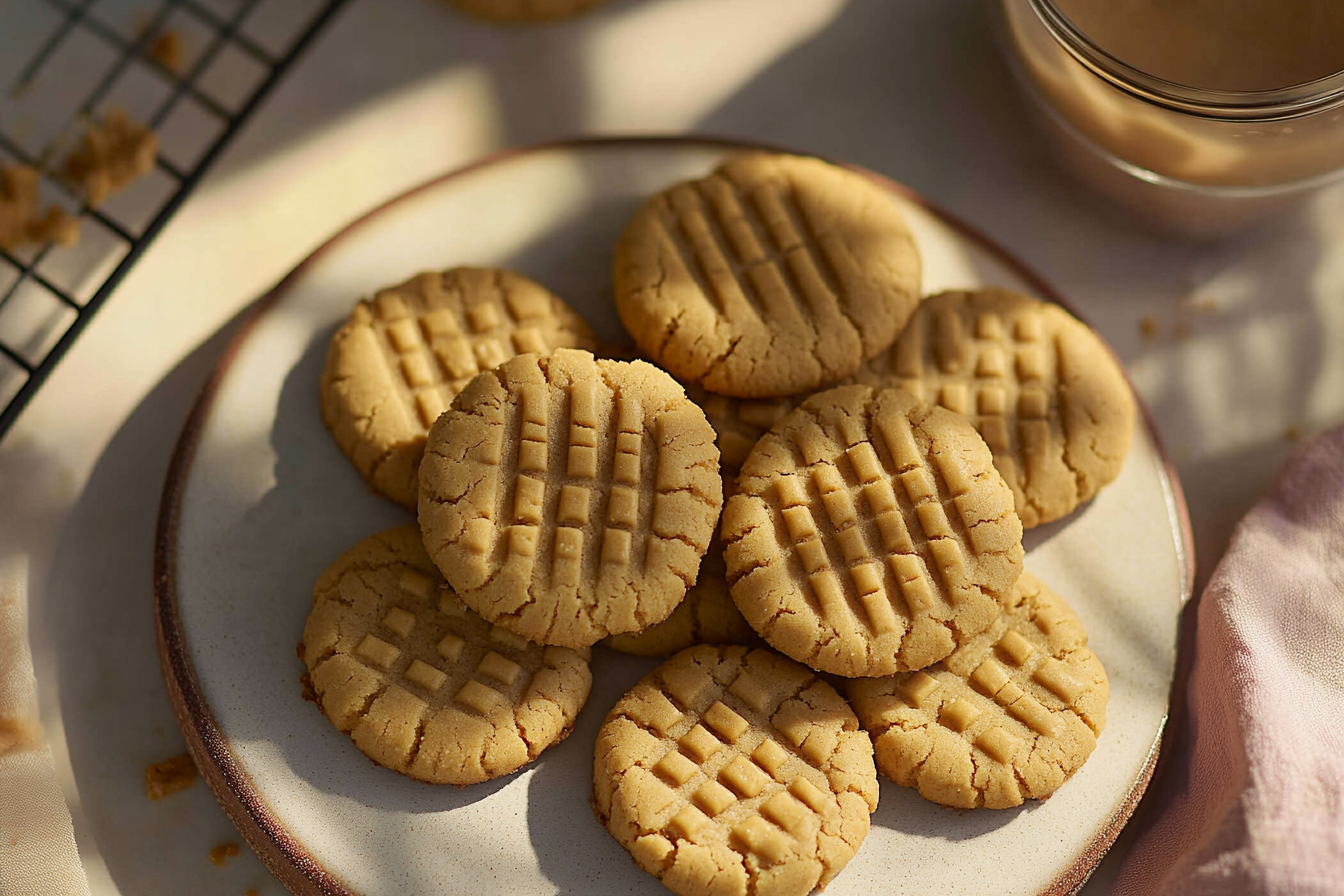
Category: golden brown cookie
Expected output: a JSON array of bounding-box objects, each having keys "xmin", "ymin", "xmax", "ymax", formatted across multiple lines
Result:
[
  {"xmin": 593, "ymin": 645, "xmax": 878, "ymax": 896},
  {"xmin": 846, "ymin": 571, "xmax": 1108, "ymax": 809},
  {"xmin": 851, "ymin": 287, "xmax": 1136, "ymax": 528},
  {"xmin": 321, "ymin": 267, "xmax": 596, "ymax": 509},
  {"xmin": 419, "ymin": 349, "xmax": 722, "ymax": 649},
  {"xmin": 604, "ymin": 542, "xmax": 760, "ymax": 656},
  {"xmin": 613, "ymin": 153, "xmax": 922, "ymax": 399},
  {"xmin": 442, "ymin": 0, "xmax": 609, "ymax": 22},
  {"xmin": 723, "ymin": 384, "xmax": 1024, "ymax": 678},
  {"xmin": 301, "ymin": 526, "xmax": 592, "ymax": 786}
]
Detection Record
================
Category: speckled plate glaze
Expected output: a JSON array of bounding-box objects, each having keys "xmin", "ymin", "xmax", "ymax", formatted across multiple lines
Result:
[{"xmin": 155, "ymin": 137, "xmax": 1194, "ymax": 896}]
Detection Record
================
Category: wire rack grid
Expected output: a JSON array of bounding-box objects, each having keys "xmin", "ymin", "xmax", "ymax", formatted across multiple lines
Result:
[{"xmin": 0, "ymin": 0, "xmax": 350, "ymax": 440}]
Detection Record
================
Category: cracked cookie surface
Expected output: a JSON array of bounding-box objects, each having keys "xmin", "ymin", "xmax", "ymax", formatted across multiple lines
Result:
[
  {"xmin": 847, "ymin": 571, "xmax": 1108, "ymax": 809},
  {"xmin": 613, "ymin": 153, "xmax": 921, "ymax": 399},
  {"xmin": 321, "ymin": 266, "xmax": 596, "ymax": 508},
  {"xmin": 419, "ymin": 349, "xmax": 722, "ymax": 648},
  {"xmin": 593, "ymin": 645, "xmax": 878, "ymax": 896},
  {"xmin": 850, "ymin": 287, "xmax": 1135, "ymax": 528},
  {"xmin": 722, "ymin": 384, "xmax": 1024, "ymax": 678},
  {"xmin": 301, "ymin": 525, "xmax": 592, "ymax": 786}
]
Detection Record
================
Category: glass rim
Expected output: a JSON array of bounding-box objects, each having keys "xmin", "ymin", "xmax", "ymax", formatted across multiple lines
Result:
[{"xmin": 1028, "ymin": 0, "xmax": 1344, "ymax": 121}]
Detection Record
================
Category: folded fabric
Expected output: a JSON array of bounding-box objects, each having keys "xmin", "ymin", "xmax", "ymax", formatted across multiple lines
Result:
[{"xmin": 1115, "ymin": 424, "xmax": 1344, "ymax": 895}]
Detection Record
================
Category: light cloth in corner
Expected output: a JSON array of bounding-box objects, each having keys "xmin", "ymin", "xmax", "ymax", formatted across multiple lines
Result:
[
  {"xmin": 1115, "ymin": 424, "xmax": 1344, "ymax": 895},
  {"xmin": 0, "ymin": 556, "xmax": 92, "ymax": 896}
]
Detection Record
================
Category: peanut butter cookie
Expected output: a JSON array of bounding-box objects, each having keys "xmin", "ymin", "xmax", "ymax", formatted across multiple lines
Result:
[
  {"xmin": 418, "ymin": 349, "xmax": 722, "ymax": 649},
  {"xmin": 613, "ymin": 153, "xmax": 922, "ymax": 399},
  {"xmin": 302, "ymin": 526, "xmax": 592, "ymax": 785},
  {"xmin": 852, "ymin": 288, "xmax": 1135, "ymax": 528},
  {"xmin": 847, "ymin": 571, "xmax": 1108, "ymax": 808},
  {"xmin": 321, "ymin": 267, "xmax": 596, "ymax": 508},
  {"xmin": 723, "ymin": 384, "xmax": 1024, "ymax": 678},
  {"xmin": 593, "ymin": 645, "xmax": 878, "ymax": 896}
]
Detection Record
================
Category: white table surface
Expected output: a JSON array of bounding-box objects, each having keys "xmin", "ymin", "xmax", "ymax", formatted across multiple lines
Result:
[{"xmin": 3, "ymin": 1, "xmax": 1342, "ymax": 893}]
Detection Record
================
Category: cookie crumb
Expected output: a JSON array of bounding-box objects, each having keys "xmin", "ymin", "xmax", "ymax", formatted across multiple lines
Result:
[
  {"xmin": 208, "ymin": 842, "xmax": 241, "ymax": 866},
  {"xmin": 1139, "ymin": 316, "xmax": 1159, "ymax": 341},
  {"xmin": 148, "ymin": 29, "xmax": 184, "ymax": 72},
  {"xmin": 1284, "ymin": 426, "xmax": 1301, "ymax": 442},
  {"xmin": 145, "ymin": 752, "xmax": 197, "ymax": 800},
  {"xmin": 61, "ymin": 108, "xmax": 159, "ymax": 208},
  {"xmin": 1182, "ymin": 294, "xmax": 1219, "ymax": 313},
  {"xmin": 0, "ymin": 164, "xmax": 80, "ymax": 251},
  {"xmin": 299, "ymin": 671, "xmax": 317, "ymax": 704}
]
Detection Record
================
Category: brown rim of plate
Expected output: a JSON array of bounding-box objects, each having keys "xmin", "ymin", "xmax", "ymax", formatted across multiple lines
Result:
[{"xmin": 152, "ymin": 134, "xmax": 1196, "ymax": 896}]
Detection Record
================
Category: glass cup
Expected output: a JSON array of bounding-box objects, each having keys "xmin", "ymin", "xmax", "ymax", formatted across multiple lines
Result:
[{"xmin": 993, "ymin": 0, "xmax": 1344, "ymax": 237}]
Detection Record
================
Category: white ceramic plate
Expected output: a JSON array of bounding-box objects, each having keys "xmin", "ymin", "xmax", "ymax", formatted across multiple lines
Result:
[{"xmin": 156, "ymin": 137, "xmax": 1194, "ymax": 896}]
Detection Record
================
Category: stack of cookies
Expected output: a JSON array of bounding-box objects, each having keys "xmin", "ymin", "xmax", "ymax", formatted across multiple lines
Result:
[
  {"xmin": 307, "ymin": 266, "xmax": 728, "ymax": 787},
  {"xmin": 301, "ymin": 151, "xmax": 1135, "ymax": 896}
]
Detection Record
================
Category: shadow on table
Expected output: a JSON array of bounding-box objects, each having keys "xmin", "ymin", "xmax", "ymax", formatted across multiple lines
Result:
[{"xmin": 35, "ymin": 306, "xmax": 280, "ymax": 896}]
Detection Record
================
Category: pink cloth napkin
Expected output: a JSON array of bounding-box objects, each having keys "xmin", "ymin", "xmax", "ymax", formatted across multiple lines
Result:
[{"xmin": 1115, "ymin": 424, "xmax": 1344, "ymax": 895}]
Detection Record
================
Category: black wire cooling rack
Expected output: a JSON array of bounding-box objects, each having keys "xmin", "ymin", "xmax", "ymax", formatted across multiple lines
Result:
[{"xmin": 0, "ymin": 0, "xmax": 349, "ymax": 439}]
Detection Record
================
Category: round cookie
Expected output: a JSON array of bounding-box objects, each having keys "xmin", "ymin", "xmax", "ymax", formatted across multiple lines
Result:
[
  {"xmin": 604, "ymin": 542, "xmax": 760, "ymax": 656},
  {"xmin": 301, "ymin": 526, "xmax": 592, "ymax": 786},
  {"xmin": 613, "ymin": 153, "xmax": 922, "ymax": 399},
  {"xmin": 320, "ymin": 266, "xmax": 596, "ymax": 509},
  {"xmin": 850, "ymin": 287, "xmax": 1136, "ymax": 528},
  {"xmin": 442, "ymin": 0, "xmax": 609, "ymax": 23},
  {"xmin": 419, "ymin": 348, "xmax": 723, "ymax": 649},
  {"xmin": 846, "ymin": 571, "xmax": 1109, "ymax": 809},
  {"xmin": 593, "ymin": 645, "xmax": 878, "ymax": 896},
  {"xmin": 722, "ymin": 384, "xmax": 1024, "ymax": 678}
]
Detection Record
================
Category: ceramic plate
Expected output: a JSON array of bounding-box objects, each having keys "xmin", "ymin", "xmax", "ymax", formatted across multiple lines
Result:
[{"xmin": 155, "ymin": 137, "xmax": 1193, "ymax": 896}]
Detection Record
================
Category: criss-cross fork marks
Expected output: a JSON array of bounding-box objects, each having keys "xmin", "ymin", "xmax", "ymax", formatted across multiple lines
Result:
[
  {"xmin": 653, "ymin": 173, "xmax": 856, "ymax": 339},
  {"xmin": 456, "ymin": 363, "xmax": 684, "ymax": 597},
  {"xmin": 345, "ymin": 565, "xmax": 551, "ymax": 720},
  {"xmin": 893, "ymin": 616, "xmax": 1093, "ymax": 763},
  {"xmin": 370, "ymin": 271, "xmax": 560, "ymax": 429},
  {"xmin": 621, "ymin": 664, "xmax": 834, "ymax": 870},
  {"xmin": 889, "ymin": 306, "xmax": 1061, "ymax": 472},
  {"xmin": 777, "ymin": 407, "xmax": 993, "ymax": 637}
]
